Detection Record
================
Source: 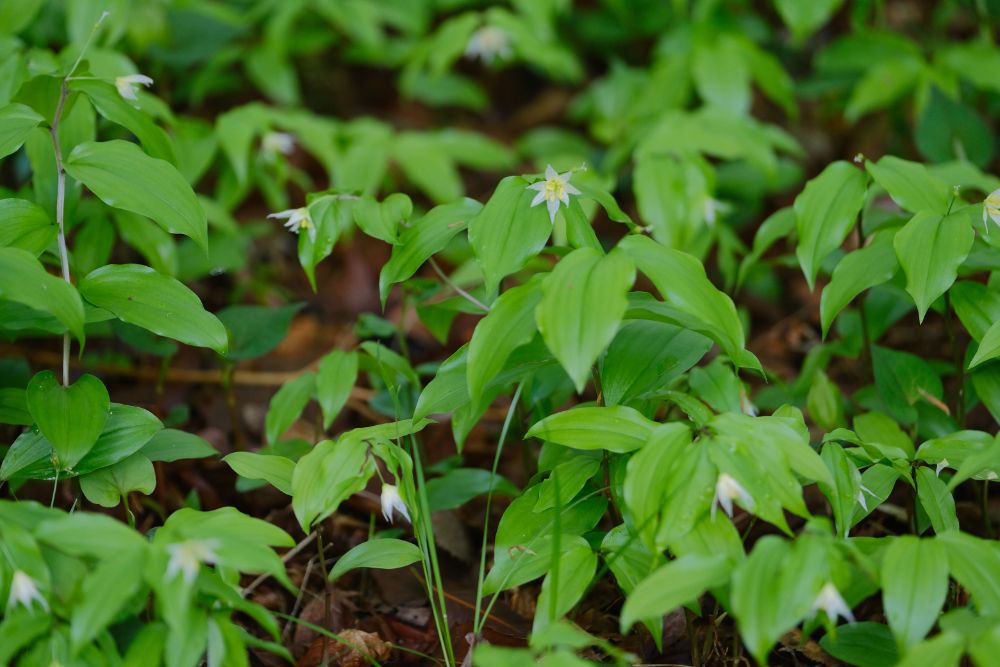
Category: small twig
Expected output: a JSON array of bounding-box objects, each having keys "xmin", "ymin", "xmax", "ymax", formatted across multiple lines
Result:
[
  {"xmin": 242, "ymin": 531, "xmax": 319, "ymax": 597},
  {"xmin": 428, "ymin": 258, "xmax": 490, "ymax": 313}
]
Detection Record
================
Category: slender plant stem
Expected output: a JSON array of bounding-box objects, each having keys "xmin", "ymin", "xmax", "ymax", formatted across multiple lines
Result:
[
  {"xmin": 50, "ymin": 469, "xmax": 59, "ymax": 508},
  {"xmin": 943, "ymin": 292, "xmax": 966, "ymax": 426},
  {"xmin": 428, "ymin": 258, "xmax": 490, "ymax": 313},
  {"xmin": 472, "ymin": 383, "xmax": 523, "ymax": 635},
  {"xmin": 316, "ymin": 527, "xmax": 332, "ymax": 667}
]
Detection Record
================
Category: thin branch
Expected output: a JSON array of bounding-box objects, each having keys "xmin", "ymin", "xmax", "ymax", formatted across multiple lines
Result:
[{"xmin": 428, "ymin": 258, "xmax": 490, "ymax": 313}]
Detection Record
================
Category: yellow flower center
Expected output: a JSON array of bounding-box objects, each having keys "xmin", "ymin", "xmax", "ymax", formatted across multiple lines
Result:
[
  {"xmin": 986, "ymin": 193, "xmax": 1000, "ymax": 214},
  {"xmin": 544, "ymin": 178, "xmax": 566, "ymax": 202}
]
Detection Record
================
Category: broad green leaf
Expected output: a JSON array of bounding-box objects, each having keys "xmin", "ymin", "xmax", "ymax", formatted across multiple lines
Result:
[
  {"xmin": 467, "ymin": 279, "xmax": 541, "ymax": 405},
  {"xmin": 425, "ymin": 468, "xmax": 518, "ymax": 512},
  {"xmin": 378, "ymin": 198, "xmax": 482, "ymax": 304},
  {"xmin": 807, "ymin": 369, "xmax": 846, "ymax": 430},
  {"xmin": 731, "ymin": 537, "xmax": 794, "ymax": 664},
  {"xmin": 819, "ymin": 623, "xmax": 900, "ymax": 667},
  {"xmin": 139, "ymin": 429, "xmax": 217, "ymax": 463},
  {"xmin": 115, "ymin": 211, "xmax": 178, "ymax": 277},
  {"xmin": 468, "ymin": 176, "xmax": 552, "ymax": 293},
  {"xmin": 794, "ymin": 161, "xmax": 868, "ymax": 289},
  {"xmin": 34, "ymin": 512, "xmax": 148, "ymax": 558},
  {"xmin": 70, "ymin": 548, "xmax": 146, "ymax": 651},
  {"xmin": 937, "ymin": 531, "xmax": 1000, "ymax": 615},
  {"xmin": 527, "ymin": 405, "xmax": 658, "ymax": 453},
  {"xmin": 217, "ymin": 302, "xmax": 302, "ymax": 361},
  {"xmin": 872, "ymin": 346, "xmax": 944, "ymax": 424},
  {"xmin": 951, "ymin": 281, "xmax": 1000, "ymax": 342},
  {"xmin": 536, "ymin": 248, "xmax": 634, "ymax": 392},
  {"xmin": 265, "ymin": 372, "xmax": 316, "ymax": 445},
  {"xmin": 914, "ymin": 468, "xmax": 958, "ymax": 534},
  {"xmin": 970, "ymin": 319, "xmax": 1000, "ymax": 369},
  {"xmin": 291, "ymin": 438, "xmax": 375, "ymax": 531},
  {"xmin": 633, "ymin": 153, "xmax": 710, "ymax": 250},
  {"xmin": 845, "ymin": 58, "xmax": 922, "ymax": 122},
  {"xmin": 775, "ymin": 0, "xmax": 843, "ymax": 40},
  {"xmin": 881, "ymin": 536, "xmax": 948, "ymax": 648},
  {"xmin": 0, "ymin": 103, "xmax": 44, "ymax": 159},
  {"xmin": 223, "ymin": 452, "xmax": 294, "ymax": 495},
  {"xmin": 79, "ymin": 453, "xmax": 156, "ymax": 507},
  {"xmin": 624, "ymin": 423, "xmax": 693, "ymax": 549},
  {"xmin": 64, "ymin": 140, "xmax": 207, "ymax": 250},
  {"xmin": 317, "ymin": 349, "xmax": 357, "ymax": 430},
  {"xmin": 893, "ymin": 211, "xmax": 973, "ymax": 321},
  {"xmin": 26, "ymin": 371, "xmax": 109, "ymax": 470},
  {"xmin": 895, "ymin": 633, "xmax": 964, "ymax": 667},
  {"xmin": 867, "ymin": 156, "xmax": 953, "ymax": 215},
  {"xmin": 353, "ymin": 193, "xmax": 411, "ymax": 245},
  {"xmin": 619, "ymin": 234, "xmax": 756, "ymax": 372},
  {"xmin": 620, "ymin": 553, "xmax": 729, "ymax": 632},
  {"xmin": 820, "ymin": 230, "xmax": 898, "ymax": 337},
  {"xmin": 532, "ymin": 541, "xmax": 598, "ymax": 635},
  {"xmin": 820, "ymin": 442, "xmax": 862, "ymax": 538},
  {"xmin": 79, "ymin": 264, "xmax": 228, "ymax": 354},
  {"xmin": 917, "ymin": 86, "xmax": 994, "ymax": 167},
  {"xmin": 600, "ymin": 321, "xmax": 711, "ymax": 406},
  {"xmin": 0, "ymin": 247, "xmax": 85, "ymax": 343},
  {"xmin": 298, "ymin": 195, "xmax": 352, "ymax": 291},
  {"xmin": 0, "ymin": 199, "xmax": 56, "ymax": 255},
  {"xmin": 393, "ymin": 133, "xmax": 463, "ymax": 204},
  {"xmin": 0, "ymin": 387, "xmax": 30, "ymax": 425},
  {"xmin": 68, "ymin": 79, "xmax": 175, "ymax": 163},
  {"xmin": 534, "ymin": 456, "xmax": 602, "ymax": 512},
  {"xmin": 692, "ymin": 34, "xmax": 750, "ymax": 115},
  {"xmin": 328, "ymin": 538, "xmax": 422, "ymax": 582}
]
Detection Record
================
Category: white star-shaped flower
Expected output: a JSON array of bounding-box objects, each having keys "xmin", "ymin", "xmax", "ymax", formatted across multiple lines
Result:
[
  {"xmin": 712, "ymin": 473, "xmax": 754, "ymax": 520},
  {"xmin": 115, "ymin": 73, "xmax": 153, "ymax": 101},
  {"xmin": 6, "ymin": 570, "xmax": 47, "ymax": 611},
  {"xmin": 811, "ymin": 582, "xmax": 855, "ymax": 624},
  {"xmin": 984, "ymin": 189, "xmax": 1000, "ymax": 235},
  {"xmin": 268, "ymin": 207, "xmax": 316, "ymax": 242},
  {"xmin": 527, "ymin": 165, "xmax": 581, "ymax": 224},
  {"xmin": 261, "ymin": 132, "xmax": 295, "ymax": 161},
  {"xmin": 464, "ymin": 26, "xmax": 512, "ymax": 64},
  {"xmin": 165, "ymin": 540, "xmax": 219, "ymax": 585},
  {"xmin": 380, "ymin": 484, "xmax": 410, "ymax": 524}
]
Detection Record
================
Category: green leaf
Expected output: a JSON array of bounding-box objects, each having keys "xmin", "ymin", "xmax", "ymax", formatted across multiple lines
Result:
[
  {"xmin": 914, "ymin": 468, "xmax": 959, "ymax": 534},
  {"xmin": 532, "ymin": 541, "xmax": 598, "ymax": 635},
  {"xmin": 774, "ymin": 0, "xmax": 843, "ymax": 40},
  {"xmin": 328, "ymin": 538, "xmax": 422, "ymax": 582},
  {"xmin": 265, "ymin": 372, "xmax": 316, "ymax": 445},
  {"xmin": 536, "ymin": 248, "xmax": 634, "ymax": 392},
  {"xmin": 26, "ymin": 371, "xmax": 109, "ymax": 470},
  {"xmin": 820, "ymin": 442, "xmax": 862, "ymax": 539},
  {"xmin": 78, "ymin": 264, "xmax": 228, "ymax": 354},
  {"xmin": 0, "ymin": 199, "xmax": 56, "ymax": 255},
  {"xmin": 600, "ymin": 321, "xmax": 711, "ymax": 406},
  {"xmin": 353, "ymin": 193, "xmax": 412, "ymax": 245},
  {"xmin": 79, "ymin": 453, "xmax": 156, "ymax": 507},
  {"xmin": 64, "ymin": 140, "xmax": 207, "ymax": 250},
  {"xmin": 317, "ymin": 349, "xmax": 357, "ymax": 430},
  {"xmin": 794, "ymin": 161, "xmax": 868, "ymax": 290},
  {"xmin": 393, "ymin": 133, "xmax": 463, "ymax": 204},
  {"xmin": 466, "ymin": 279, "xmax": 541, "ymax": 405},
  {"xmin": 378, "ymin": 198, "xmax": 482, "ymax": 305},
  {"xmin": 820, "ymin": 230, "xmax": 898, "ymax": 337},
  {"xmin": 969, "ymin": 319, "xmax": 1000, "ymax": 369},
  {"xmin": 139, "ymin": 429, "xmax": 217, "ymax": 463},
  {"xmin": 871, "ymin": 346, "xmax": 944, "ymax": 423},
  {"xmin": 0, "ymin": 247, "xmax": 85, "ymax": 344},
  {"xmin": 223, "ymin": 452, "xmax": 294, "ymax": 495},
  {"xmin": 527, "ymin": 405, "xmax": 657, "ymax": 453},
  {"xmin": 620, "ymin": 553, "xmax": 729, "ymax": 632},
  {"xmin": 819, "ymin": 622, "xmax": 900, "ymax": 667},
  {"xmin": 468, "ymin": 176, "xmax": 553, "ymax": 293},
  {"xmin": 951, "ymin": 281, "xmax": 1000, "ymax": 342},
  {"xmin": 70, "ymin": 548, "xmax": 146, "ymax": 651},
  {"xmin": 619, "ymin": 234, "xmax": 756, "ymax": 372},
  {"xmin": 0, "ymin": 103, "xmax": 44, "ymax": 159},
  {"xmin": 68, "ymin": 79, "xmax": 175, "ymax": 163},
  {"xmin": 633, "ymin": 154, "xmax": 710, "ymax": 250},
  {"xmin": 937, "ymin": 531, "xmax": 1000, "ymax": 616},
  {"xmin": 534, "ymin": 457, "xmax": 602, "ymax": 512},
  {"xmin": 218, "ymin": 303, "xmax": 303, "ymax": 361},
  {"xmin": 881, "ymin": 536, "xmax": 948, "ymax": 649},
  {"xmin": 917, "ymin": 86, "xmax": 994, "ymax": 167},
  {"xmin": 845, "ymin": 58, "xmax": 922, "ymax": 122},
  {"xmin": 866, "ymin": 156, "xmax": 953, "ymax": 215},
  {"xmin": 298, "ymin": 195, "xmax": 352, "ymax": 291},
  {"xmin": 291, "ymin": 438, "xmax": 375, "ymax": 531},
  {"xmin": 425, "ymin": 468, "xmax": 518, "ymax": 512},
  {"xmin": 893, "ymin": 211, "xmax": 973, "ymax": 321}
]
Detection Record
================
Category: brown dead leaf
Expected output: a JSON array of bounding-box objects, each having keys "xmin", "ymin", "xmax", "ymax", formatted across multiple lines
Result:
[{"xmin": 298, "ymin": 628, "xmax": 392, "ymax": 667}]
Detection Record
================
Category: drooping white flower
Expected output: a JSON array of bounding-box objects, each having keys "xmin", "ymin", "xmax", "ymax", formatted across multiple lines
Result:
[
  {"xmin": 811, "ymin": 582, "xmax": 855, "ymax": 624},
  {"xmin": 261, "ymin": 132, "xmax": 295, "ymax": 160},
  {"xmin": 712, "ymin": 473, "xmax": 754, "ymax": 519},
  {"xmin": 464, "ymin": 26, "xmax": 512, "ymax": 64},
  {"xmin": 855, "ymin": 484, "xmax": 875, "ymax": 511},
  {"xmin": 268, "ymin": 207, "xmax": 316, "ymax": 242},
  {"xmin": 984, "ymin": 189, "xmax": 1000, "ymax": 235},
  {"xmin": 527, "ymin": 165, "xmax": 581, "ymax": 224},
  {"xmin": 935, "ymin": 459, "xmax": 950, "ymax": 477},
  {"xmin": 115, "ymin": 73, "xmax": 153, "ymax": 101},
  {"xmin": 6, "ymin": 570, "xmax": 47, "ymax": 612},
  {"xmin": 380, "ymin": 484, "xmax": 410, "ymax": 524},
  {"xmin": 165, "ymin": 540, "xmax": 219, "ymax": 585}
]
